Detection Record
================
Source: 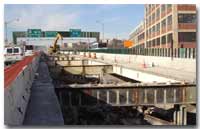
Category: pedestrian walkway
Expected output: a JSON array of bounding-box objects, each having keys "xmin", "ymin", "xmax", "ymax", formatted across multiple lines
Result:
[{"xmin": 23, "ymin": 59, "xmax": 64, "ymax": 125}]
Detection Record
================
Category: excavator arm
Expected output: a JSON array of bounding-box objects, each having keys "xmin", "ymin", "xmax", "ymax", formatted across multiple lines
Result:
[{"xmin": 48, "ymin": 33, "xmax": 63, "ymax": 54}]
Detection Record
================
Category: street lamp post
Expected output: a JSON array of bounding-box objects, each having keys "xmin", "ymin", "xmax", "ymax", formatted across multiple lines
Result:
[
  {"xmin": 4, "ymin": 18, "xmax": 19, "ymax": 44},
  {"xmin": 96, "ymin": 20, "xmax": 104, "ymax": 43}
]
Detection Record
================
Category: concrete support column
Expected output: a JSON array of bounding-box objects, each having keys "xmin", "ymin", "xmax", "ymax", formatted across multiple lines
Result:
[
  {"xmin": 183, "ymin": 106, "xmax": 187, "ymax": 125},
  {"xmin": 164, "ymin": 89, "xmax": 167, "ymax": 105},
  {"xmin": 144, "ymin": 89, "xmax": 147, "ymax": 104},
  {"xmin": 126, "ymin": 90, "xmax": 129, "ymax": 105},
  {"xmin": 173, "ymin": 110, "xmax": 177, "ymax": 124},
  {"xmin": 173, "ymin": 89, "xmax": 177, "ymax": 103},
  {"xmin": 173, "ymin": 105, "xmax": 187, "ymax": 125},
  {"xmin": 116, "ymin": 90, "xmax": 120, "ymax": 105},
  {"xmin": 106, "ymin": 91, "xmax": 110, "ymax": 104},
  {"xmin": 97, "ymin": 90, "xmax": 100, "ymax": 105},
  {"xmin": 154, "ymin": 89, "xmax": 157, "ymax": 104}
]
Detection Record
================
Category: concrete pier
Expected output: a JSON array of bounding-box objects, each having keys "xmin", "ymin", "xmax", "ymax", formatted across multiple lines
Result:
[{"xmin": 173, "ymin": 105, "xmax": 187, "ymax": 125}]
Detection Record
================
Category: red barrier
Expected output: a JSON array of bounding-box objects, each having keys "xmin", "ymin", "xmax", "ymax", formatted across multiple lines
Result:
[{"xmin": 4, "ymin": 54, "xmax": 37, "ymax": 88}]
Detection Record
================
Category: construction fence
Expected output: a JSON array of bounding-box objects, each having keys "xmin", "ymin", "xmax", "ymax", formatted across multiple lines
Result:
[{"xmin": 77, "ymin": 48, "xmax": 196, "ymax": 59}]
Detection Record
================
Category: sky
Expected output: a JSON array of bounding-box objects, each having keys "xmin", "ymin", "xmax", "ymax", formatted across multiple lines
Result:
[{"xmin": 4, "ymin": 4, "xmax": 144, "ymax": 42}]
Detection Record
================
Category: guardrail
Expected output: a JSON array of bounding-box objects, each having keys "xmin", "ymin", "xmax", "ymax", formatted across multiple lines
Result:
[{"xmin": 4, "ymin": 53, "xmax": 40, "ymax": 125}]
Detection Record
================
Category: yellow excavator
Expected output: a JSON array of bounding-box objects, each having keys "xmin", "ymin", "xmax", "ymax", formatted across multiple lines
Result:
[{"xmin": 48, "ymin": 33, "xmax": 63, "ymax": 55}]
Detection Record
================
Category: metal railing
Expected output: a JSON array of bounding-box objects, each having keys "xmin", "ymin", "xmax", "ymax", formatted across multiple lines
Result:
[{"xmin": 73, "ymin": 48, "xmax": 196, "ymax": 59}]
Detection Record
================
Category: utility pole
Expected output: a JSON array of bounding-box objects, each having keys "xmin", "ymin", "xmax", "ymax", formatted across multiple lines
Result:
[
  {"xmin": 4, "ymin": 18, "xmax": 19, "ymax": 44},
  {"xmin": 96, "ymin": 20, "xmax": 104, "ymax": 43}
]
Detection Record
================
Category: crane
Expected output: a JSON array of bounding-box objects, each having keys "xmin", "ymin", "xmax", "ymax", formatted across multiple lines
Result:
[{"xmin": 48, "ymin": 33, "xmax": 63, "ymax": 55}]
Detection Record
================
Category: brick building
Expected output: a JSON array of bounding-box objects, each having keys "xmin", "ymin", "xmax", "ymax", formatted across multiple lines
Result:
[{"xmin": 129, "ymin": 4, "xmax": 196, "ymax": 49}]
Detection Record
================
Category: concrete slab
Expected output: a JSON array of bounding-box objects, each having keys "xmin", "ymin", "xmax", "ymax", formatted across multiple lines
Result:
[
  {"xmin": 81, "ymin": 56, "xmax": 196, "ymax": 82},
  {"xmin": 23, "ymin": 61, "xmax": 64, "ymax": 125}
]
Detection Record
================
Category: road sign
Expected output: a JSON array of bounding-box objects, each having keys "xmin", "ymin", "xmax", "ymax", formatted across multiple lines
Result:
[
  {"xmin": 70, "ymin": 29, "xmax": 81, "ymax": 37},
  {"xmin": 45, "ymin": 31, "xmax": 57, "ymax": 37},
  {"xmin": 124, "ymin": 40, "xmax": 134, "ymax": 48},
  {"xmin": 27, "ymin": 29, "xmax": 42, "ymax": 37}
]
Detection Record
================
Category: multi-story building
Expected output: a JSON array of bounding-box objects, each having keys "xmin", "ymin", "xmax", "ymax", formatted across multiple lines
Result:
[
  {"xmin": 129, "ymin": 4, "xmax": 196, "ymax": 48},
  {"xmin": 107, "ymin": 38, "xmax": 124, "ymax": 49},
  {"xmin": 129, "ymin": 21, "xmax": 145, "ymax": 49}
]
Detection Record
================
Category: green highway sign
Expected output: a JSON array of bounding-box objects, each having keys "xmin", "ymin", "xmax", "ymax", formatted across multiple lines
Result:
[
  {"xmin": 27, "ymin": 29, "xmax": 42, "ymax": 37},
  {"xmin": 45, "ymin": 31, "xmax": 57, "ymax": 37},
  {"xmin": 70, "ymin": 29, "xmax": 81, "ymax": 37}
]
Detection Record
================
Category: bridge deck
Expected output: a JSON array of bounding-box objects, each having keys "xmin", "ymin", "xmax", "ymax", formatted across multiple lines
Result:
[
  {"xmin": 82, "ymin": 56, "xmax": 196, "ymax": 82},
  {"xmin": 23, "ymin": 60, "xmax": 64, "ymax": 125}
]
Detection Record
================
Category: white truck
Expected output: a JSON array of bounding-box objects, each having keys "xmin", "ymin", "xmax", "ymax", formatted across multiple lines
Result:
[{"xmin": 4, "ymin": 46, "xmax": 24, "ymax": 64}]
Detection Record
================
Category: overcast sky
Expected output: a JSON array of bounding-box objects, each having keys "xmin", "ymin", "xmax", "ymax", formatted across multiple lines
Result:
[{"xmin": 4, "ymin": 4, "xmax": 144, "ymax": 42}]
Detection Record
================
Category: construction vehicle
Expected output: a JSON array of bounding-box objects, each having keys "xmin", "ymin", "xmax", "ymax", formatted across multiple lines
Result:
[{"xmin": 48, "ymin": 33, "xmax": 63, "ymax": 54}]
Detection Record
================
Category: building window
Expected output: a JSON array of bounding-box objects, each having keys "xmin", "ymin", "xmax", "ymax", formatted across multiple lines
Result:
[
  {"xmin": 146, "ymin": 18, "xmax": 148, "ymax": 26},
  {"xmin": 161, "ymin": 35, "xmax": 166, "ymax": 44},
  {"xmin": 156, "ymin": 23, "xmax": 160, "ymax": 32},
  {"xmin": 152, "ymin": 39, "xmax": 156, "ymax": 46},
  {"xmin": 156, "ymin": 8, "xmax": 160, "ymax": 19},
  {"xmin": 152, "ymin": 13, "xmax": 155, "ymax": 22},
  {"xmin": 146, "ymin": 6, "xmax": 148, "ymax": 13},
  {"xmin": 167, "ymin": 4, "xmax": 172, "ymax": 9},
  {"xmin": 149, "ymin": 28, "xmax": 151, "ymax": 36},
  {"xmin": 149, "ymin": 40, "xmax": 152, "ymax": 47},
  {"xmin": 167, "ymin": 15, "xmax": 172, "ymax": 25},
  {"xmin": 149, "ymin": 16, "xmax": 151, "ymax": 24},
  {"xmin": 146, "ymin": 30, "xmax": 148, "ymax": 37},
  {"xmin": 156, "ymin": 37, "xmax": 160, "ymax": 45},
  {"xmin": 167, "ymin": 33, "xmax": 173, "ymax": 43},
  {"xmin": 162, "ymin": 19, "xmax": 166, "ymax": 28},
  {"xmin": 178, "ymin": 14, "xmax": 196, "ymax": 23},
  {"xmin": 178, "ymin": 32, "xmax": 196, "ymax": 42},
  {"xmin": 161, "ymin": 5, "xmax": 166, "ymax": 13},
  {"xmin": 152, "ymin": 26, "xmax": 155, "ymax": 33},
  {"xmin": 149, "ymin": 4, "xmax": 151, "ymax": 9},
  {"xmin": 138, "ymin": 33, "xmax": 145, "ymax": 41}
]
